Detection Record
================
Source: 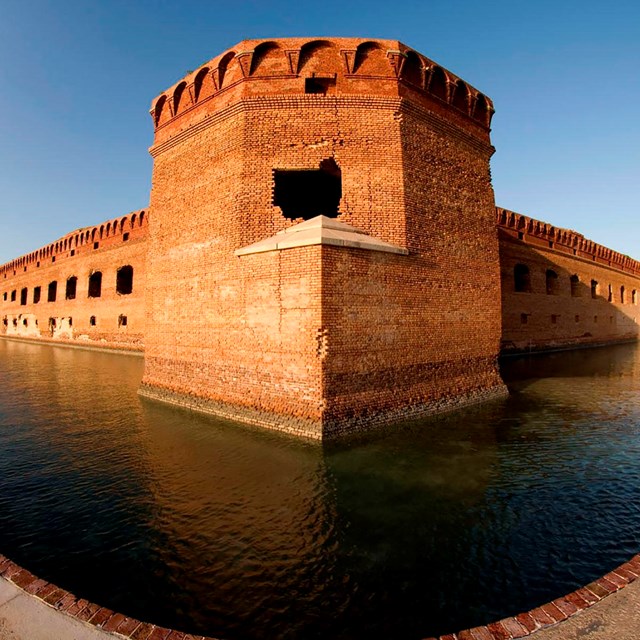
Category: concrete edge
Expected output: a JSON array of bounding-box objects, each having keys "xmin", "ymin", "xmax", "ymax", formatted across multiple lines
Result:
[
  {"xmin": 0, "ymin": 554, "xmax": 217, "ymax": 639},
  {"xmin": 424, "ymin": 554, "xmax": 640, "ymax": 640},
  {"xmin": 0, "ymin": 334, "xmax": 144, "ymax": 357},
  {"xmin": 1, "ymin": 551, "xmax": 639, "ymax": 640}
]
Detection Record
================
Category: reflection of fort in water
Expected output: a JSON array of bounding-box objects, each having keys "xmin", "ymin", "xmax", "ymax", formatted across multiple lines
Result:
[
  {"xmin": 2, "ymin": 340, "xmax": 640, "ymax": 638},
  {"xmin": 1, "ymin": 37, "xmax": 638, "ymax": 441}
]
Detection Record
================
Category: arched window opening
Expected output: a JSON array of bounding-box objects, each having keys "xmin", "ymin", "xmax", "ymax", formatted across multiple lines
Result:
[
  {"xmin": 48, "ymin": 281, "xmax": 57, "ymax": 302},
  {"xmin": 173, "ymin": 82, "xmax": 188, "ymax": 114},
  {"xmin": 620, "ymin": 285, "xmax": 625, "ymax": 304},
  {"xmin": 514, "ymin": 264, "xmax": 531, "ymax": 293},
  {"xmin": 66, "ymin": 276, "xmax": 77, "ymax": 300},
  {"xmin": 633, "ymin": 290, "xmax": 637, "ymax": 305},
  {"xmin": 218, "ymin": 51, "xmax": 240, "ymax": 88},
  {"xmin": 153, "ymin": 95, "xmax": 167, "ymax": 126},
  {"xmin": 608, "ymin": 284, "xmax": 613, "ymax": 302},
  {"xmin": 273, "ymin": 158, "xmax": 342, "ymax": 220},
  {"xmin": 88, "ymin": 271, "xmax": 102, "ymax": 298},
  {"xmin": 428, "ymin": 66, "xmax": 448, "ymax": 101},
  {"xmin": 250, "ymin": 42, "xmax": 283, "ymax": 76},
  {"xmin": 118, "ymin": 314, "xmax": 128, "ymax": 328},
  {"xmin": 545, "ymin": 270, "xmax": 559, "ymax": 295},
  {"xmin": 353, "ymin": 42, "xmax": 388, "ymax": 75},
  {"xmin": 474, "ymin": 94, "xmax": 490, "ymax": 126},
  {"xmin": 10, "ymin": 290, "xmax": 16, "ymax": 302},
  {"xmin": 452, "ymin": 81, "xmax": 470, "ymax": 113},
  {"xmin": 298, "ymin": 40, "xmax": 337, "ymax": 75},
  {"xmin": 89, "ymin": 315, "xmax": 97, "ymax": 327},
  {"xmin": 570, "ymin": 275, "xmax": 580, "ymax": 297},
  {"xmin": 20, "ymin": 288, "xmax": 27, "ymax": 306},
  {"xmin": 33, "ymin": 286, "xmax": 41, "ymax": 304},
  {"xmin": 591, "ymin": 279, "xmax": 598, "ymax": 299},
  {"xmin": 193, "ymin": 67, "xmax": 211, "ymax": 100},
  {"xmin": 116, "ymin": 265, "xmax": 134, "ymax": 295},
  {"xmin": 401, "ymin": 51, "xmax": 423, "ymax": 87}
]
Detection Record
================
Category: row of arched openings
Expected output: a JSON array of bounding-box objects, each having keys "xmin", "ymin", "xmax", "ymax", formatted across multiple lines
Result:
[
  {"xmin": 513, "ymin": 264, "xmax": 637, "ymax": 304},
  {"xmin": 154, "ymin": 40, "xmax": 490, "ymax": 126}
]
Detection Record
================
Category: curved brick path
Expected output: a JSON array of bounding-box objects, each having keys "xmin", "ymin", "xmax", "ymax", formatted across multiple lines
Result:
[{"xmin": 2, "ymin": 553, "xmax": 640, "ymax": 640}]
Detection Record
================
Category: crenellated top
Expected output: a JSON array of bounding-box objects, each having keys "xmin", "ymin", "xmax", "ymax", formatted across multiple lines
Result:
[
  {"xmin": 496, "ymin": 207, "xmax": 640, "ymax": 276},
  {"xmin": 149, "ymin": 37, "xmax": 494, "ymax": 136},
  {"xmin": 0, "ymin": 210, "xmax": 148, "ymax": 279}
]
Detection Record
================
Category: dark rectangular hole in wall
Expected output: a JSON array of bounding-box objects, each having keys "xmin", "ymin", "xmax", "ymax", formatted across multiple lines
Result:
[
  {"xmin": 66, "ymin": 277, "xmax": 77, "ymax": 300},
  {"xmin": 48, "ymin": 281, "xmax": 57, "ymax": 302},
  {"xmin": 33, "ymin": 287, "xmax": 41, "ymax": 304},
  {"xmin": 273, "ymin": 159, "xmax": 341, "ymax": 221},
  {"xmin": 304, "ymin": 77, "xmax": 336, "ymax": 95},
  {"xmin": 20, "ymin": 288, "xmax": 27, "ymax": 305},
  {"xmin": 88, "ymin": 272, "xmax": 102, "ymax": 298}
]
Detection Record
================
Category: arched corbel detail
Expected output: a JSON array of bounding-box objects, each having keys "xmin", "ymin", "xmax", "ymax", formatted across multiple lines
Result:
[
  {"xmin": 285, "ymin": 49, "xmax": 301, "ymax": 75},
  {"xmin": 235, "ymin": 50, "xmax": 254, "ymax": 78},
  {"xmin": 187, "ymin": 82, "xmax": 196, "ymax": 104},
  {"xmin": 212, "ymin": 67, "xmax": 223, "ymax": 91},
  {"xmin": 341, "ymin": 49, "xmax": 357, "ymax": 74},
  {"xmin": 386, "ymin": 50, "xmax": 406, "ymax": 77},
  {"xmin": 209, "ymin": 68, "xmax": 220, "ymax": 92}
]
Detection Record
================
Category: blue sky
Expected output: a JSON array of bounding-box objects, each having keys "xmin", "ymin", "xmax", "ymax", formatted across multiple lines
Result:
[{"xmin": 0, "ymin": 0, "xmax": 638, "ymax": 263}]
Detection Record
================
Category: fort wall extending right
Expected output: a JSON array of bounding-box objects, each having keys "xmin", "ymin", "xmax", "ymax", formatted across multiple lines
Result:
[{"xmin": 498, "ymin": 208, "xmax": 640, "ymax": 353}]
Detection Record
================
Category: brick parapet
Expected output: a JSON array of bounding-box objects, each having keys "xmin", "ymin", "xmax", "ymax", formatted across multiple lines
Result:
[
  {"xmin": 150, "ymin": 37, "xmax": 493, "ymax": 148},
  {"xmin": 496, "ymin": 207, "xmax": 640, "ymax": 277},
  {"xmin": 0, "ymin": 209, "xmax": 148, "ymax": 278}
]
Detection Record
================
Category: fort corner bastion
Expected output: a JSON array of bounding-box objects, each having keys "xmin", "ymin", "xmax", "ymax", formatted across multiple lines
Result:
[{"xmin": 1, "ymin": 37, "xmax": 639, "ymax": 440}]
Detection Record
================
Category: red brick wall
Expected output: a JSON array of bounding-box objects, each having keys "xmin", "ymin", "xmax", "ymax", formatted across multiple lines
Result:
[
  {"xmin": 0, "ymin": 211, "xmax": 147, "ymax": 349},
  {"xmin": 141, "ymin": 37, "xmax": 504, "ymax": 437},
  {"xmin": 498, "ymin": 209, "xmax": 640, "ymax": 352}
]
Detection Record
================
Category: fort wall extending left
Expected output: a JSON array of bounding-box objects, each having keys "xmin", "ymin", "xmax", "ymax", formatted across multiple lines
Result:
[{"xmin": 0, "ymin": 210, "xmax": 148, "ymax": 350}]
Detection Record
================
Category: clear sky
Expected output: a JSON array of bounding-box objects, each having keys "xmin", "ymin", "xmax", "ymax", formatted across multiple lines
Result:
[{"xmin": 0, "ymin": 0, "xmax": 638, "ymax": 264}]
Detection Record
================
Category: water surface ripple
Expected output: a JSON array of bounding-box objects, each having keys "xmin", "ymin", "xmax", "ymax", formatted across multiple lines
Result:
[{"xmin": 1, "ymin": 340, "xmax": 640, "ymax": 639}]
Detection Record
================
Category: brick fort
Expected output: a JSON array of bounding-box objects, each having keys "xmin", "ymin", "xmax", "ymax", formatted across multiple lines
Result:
[{"xmin": 1, "ymin": 38, "xmax": 638, "ymax": 439}]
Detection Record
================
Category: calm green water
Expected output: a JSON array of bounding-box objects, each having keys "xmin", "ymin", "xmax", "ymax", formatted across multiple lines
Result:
[{"xmin": 1, "ymin": 339, "xmax": 640, "ymax": 639}]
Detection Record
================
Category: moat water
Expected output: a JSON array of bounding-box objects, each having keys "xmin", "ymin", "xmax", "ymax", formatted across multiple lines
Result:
[{"xmin": 1, "ymin": 339, "xmax": 640, "ymax": 639}]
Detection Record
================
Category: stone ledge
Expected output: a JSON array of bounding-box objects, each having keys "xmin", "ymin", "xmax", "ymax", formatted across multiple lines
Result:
[{"xmin": 234, "ymin": 215, "xmax": 409, "ymax": 256}]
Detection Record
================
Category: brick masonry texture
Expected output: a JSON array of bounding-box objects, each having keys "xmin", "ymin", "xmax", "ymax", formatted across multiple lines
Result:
[{"xmin": 1, "ymin": 37, "xmax": 639, "ymax": 440}]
